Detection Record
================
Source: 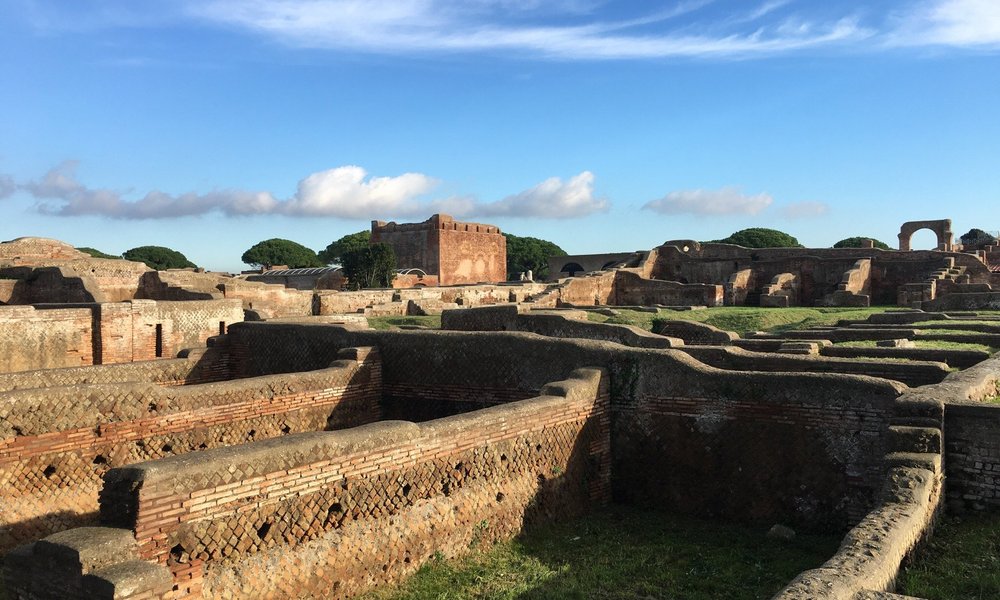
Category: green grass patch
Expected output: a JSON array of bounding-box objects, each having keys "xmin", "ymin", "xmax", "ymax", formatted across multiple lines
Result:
[
  {"xmin": 899, "ymin": 512, "xmax": 1000, "ymax": 600},
  {"xmin": 834, "ymin": 340, "xmax": 998, "ymax": 354},
  {"xmin": 367, "ymin": 316, "xmax": 442, "ymax": 330},
  {"xmin": 589, "ymin": 306, "xmax": 899, "ymax": 337},
  {"xmin": 364, "ymin": 506, "xmax": 840, "ymax": 600}
]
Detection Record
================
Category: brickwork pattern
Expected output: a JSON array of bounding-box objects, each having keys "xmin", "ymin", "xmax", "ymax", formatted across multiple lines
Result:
[
  {"xmin": 945, "ymin": 404, "xmax": 1000, "ymax": 512},
  {"xmin": 0, "ymin": 348, "xmax": 382, "ymax": 551},
  {"xmin": 90, "ymin": 369, "xmax": 609, "ymax": 599}
]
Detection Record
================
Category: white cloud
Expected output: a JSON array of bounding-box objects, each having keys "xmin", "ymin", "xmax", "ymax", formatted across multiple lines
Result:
[
  {"xmin": 187, "ymin": 0, "xmax": 870, "ymax": 59},
  {"xmin": 283, "ymin": 166, "xmax": 439, "ymax": 218},
  {"xmin": 779, "ymin": 201, "xmax": 830, "ymax": 218},
  {"xmin": 16, "ymin": 161, "xmax": 605, "ymax": 220},
  {"xmin": 891, "ymin": 0, "xmax": 1000, "ymax": 47},
  {"xmin": 643, "ymin": 187, "xmax": 773, "ymax": 216},
  {"xmin": 477, "ymin": 171, "xmax": 607, "ymax": 218}
]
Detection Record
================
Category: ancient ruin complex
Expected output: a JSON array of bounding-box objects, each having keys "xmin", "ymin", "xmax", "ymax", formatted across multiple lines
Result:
[{"xmin": 0, "ymin": 223, "xmax": 999, "ymax": 600}]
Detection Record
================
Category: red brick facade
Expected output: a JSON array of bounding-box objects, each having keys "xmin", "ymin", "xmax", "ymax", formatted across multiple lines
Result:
[{"xmin": 371, "ymin": 214, "xmax": 507, "ymax": 286}]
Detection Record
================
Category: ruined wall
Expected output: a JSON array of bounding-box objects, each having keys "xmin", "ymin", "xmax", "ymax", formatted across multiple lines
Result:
[
  {"xmin": 652, "ymin": 243, "xmax": 998, "ymax": 306},
  {"xmin": 372, "ymin": 214, "xmax": 507, "ymax": 286},
  {"xmin": 0, "ymin": 348, "xmax": 382, "ymax": 551},
  {"xmin": 219, "ymin": 282, "xmax": 314, "ymax": 318},
  {"xmin": 0, "ymin": 344, "xmax": 231, "ymax": 393},
  {"xmin": 228, "ymin": 323, "xmax": 905, "ymax": 529},
  {"xmin": 79, "ymin": 368, "xmax": 610, "ymax": 600},
  {"xmin": 613, "ymin": 271, "xmax": 723, "ymax": 306},
  {"xmin": 946, "ymin": 404, "xmax": 1000, "ymax": 512},
  {"xmin": 0, "ymin": 305, "xmax": 94, "ymax": 372}
]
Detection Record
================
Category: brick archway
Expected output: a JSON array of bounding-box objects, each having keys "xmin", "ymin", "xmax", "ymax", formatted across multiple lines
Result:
[{"xmin": 898, "ymin": 219, "xmax": 953, "ymax": 251}]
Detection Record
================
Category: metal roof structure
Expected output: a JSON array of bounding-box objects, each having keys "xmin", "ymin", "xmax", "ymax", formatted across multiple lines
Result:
[{"xmin": 262, "ymin": 267, "xmax": 342, "ymax": 276}]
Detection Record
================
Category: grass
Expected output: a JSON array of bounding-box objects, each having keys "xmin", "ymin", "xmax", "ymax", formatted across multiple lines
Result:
[
  {"xmin": 368, "ymin": 315, "xmax": 442, "ymax": 330},
  {"xmin": 835, "ymin": 340, "xmax": 999, "ymax": 354},
  {"xmin": 589, "ymin": 306, "xmax": 898, "ymax": 337},
  {"xmin": 364, "ymin": 506, "xmax": 841, "ymax": 600},
  {"xmin": 899, "ymin": 512, "xmax": 1000, "ymax": 600}
]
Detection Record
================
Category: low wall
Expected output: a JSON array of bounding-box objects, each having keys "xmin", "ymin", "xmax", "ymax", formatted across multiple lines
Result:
[
  {"xmin": 6, "ymin": 369, "xmax": 611, "ymax": 599},
  {"xmin": 0, "ymin": 344, "xmax": 230, "ymax": 393},
  {"xmin": 681, "ymin": 346, "xmax": 950, "ymax": 388},
  {"xmin": 939, "ymin": 354, "xmax": 1000, "ymax": 513},
  {"xmin": 440, "ymin": 305, "xmax": 681, "ymax": 349},
  {"xmin": 613, "ymin": 271, "xmax": 723, "ymax": 306},
  {"xmin": 227, "ymin": 323, "xmax": 906, "ymax": 529},
  {"xmin": 0, "ymin": 348, "xmax": 382, "ymax": 552},
  {"xmin": 821, "ymin": 346, "xmax": 990, "ymax": 369}
]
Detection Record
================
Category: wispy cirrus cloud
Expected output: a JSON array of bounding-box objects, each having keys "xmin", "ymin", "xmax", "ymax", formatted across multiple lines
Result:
[
  {"xmin": 889, "ymin": 0, "xmax": 1000, "ymax": 47},
  {"xmin": 10, "ymin": 1, "xmax": 1000, "ymax": 60},
  {"xmin": 643, "ymin": 186, "xmax": 773, "ymax": 216},
  {"xmin": 4, "ymin": 161, "xmax": 604, "ymax": 220}
]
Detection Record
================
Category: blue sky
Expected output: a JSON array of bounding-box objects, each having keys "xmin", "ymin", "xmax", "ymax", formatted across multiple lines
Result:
[{"xmin": 1, "ymin": 0, "xmax": 998, "ymax": 271}]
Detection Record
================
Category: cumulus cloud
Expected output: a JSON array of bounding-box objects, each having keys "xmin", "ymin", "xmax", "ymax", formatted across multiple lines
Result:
[
  {"xmin": 779, "ymin": 201, "xmax": 830, "ymax": 218},
  {"xmin": 643, "ymin": 187, "xmax": 773, "ymax": 216},
  {"xmin": 476, "ymin": 171, "xmax": 608, "ymax": 218},
  {"xmin": 890, "ymin": 0, "xmax": 1000, "ymax": 47},
  {"xmin": 16, "ymin": 161, "xmax": 603, "ymax": 220}
]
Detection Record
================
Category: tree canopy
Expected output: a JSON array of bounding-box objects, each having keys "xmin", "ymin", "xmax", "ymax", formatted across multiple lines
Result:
[
  {"xmin": 318, "ymin": 231, "xmax": 371, "ymax": 265},
  {"xmin": 341, "ymin": 243, "xmax": 396, "ymax": 290},
  {"xmin": 709, "ymin": 228, "xmax": 802, "ymax": 248},
  {"xmin": 833, "ymin": 237, "xmax": 890, "ymax": 250},
  {"xmin": 960, "ymin": 228, "xmax": 997, "ymax": 250},
  {"xmin": 241, "ymin": 239, "xmax": 323, "ymax": 269},
  {"xmin": 122, "ymin": 246, "xmax": 196, "ymax": 270},
  {"xmin": 504, "ymin": 233, "xmax": 567, "ymax": 280},
  {"xmin": 77, "ymin": 247, "xmax": 121, "ymax": 259}
]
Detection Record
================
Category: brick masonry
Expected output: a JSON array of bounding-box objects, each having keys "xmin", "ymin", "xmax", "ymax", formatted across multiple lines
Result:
[{"xmin": 0, "ymin": 347, "xmax": 382, "ymax": 552}]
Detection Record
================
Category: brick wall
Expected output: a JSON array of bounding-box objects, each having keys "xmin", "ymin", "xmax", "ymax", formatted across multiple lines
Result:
[
  {"xmin": 0, "ymin": 305, "xmax": 94, "ymax": 372},
  {"xmin": 0, "ymin": 300, "xmax": 244, "ymax": 374},
  {"xmin": 0, "ymin": 347, "xmax": 382, "ymax": 551},
  {"xmin": 0, "ymin": 344, "xmax": 230, "ymax": 393},
  {"xmin": 90, "ymin": 368, "xmax": 609, "ymax": 600},
  {"xmin": 372, "ymin": 214, "xmax": 507, "ymax": 286},
  {"xmin": 945, "ymin": 404, "xmax": 1000, "ymax": 512},
  {"xmin": 227, "ymin": 323, "xmax": 905, "ymax": 529}
]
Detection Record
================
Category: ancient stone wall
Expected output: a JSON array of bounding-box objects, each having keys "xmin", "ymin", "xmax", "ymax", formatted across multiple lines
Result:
[
  {"xmin": 0, "ymin": 344, "xmax": 230, "ymax": 393},
  {"xmin": 652, "ymin": 243, "xmax": 998, "ymax": 306},
  {"xmin": 0, "ymin": 347, "xmax": 382, "ymax": 551},
  {"xmin": 372, "ymin": 214, "xmax": 507, "ymax": 285},
  {"xmin": 613, "ymin": 270, "xmax": 724, "ymax": 306},
  {"xmin": 0, "ymin": 305, "xmax": 94, "ymax": 372},
  {"xmin": 5, "ymin": 369, "xmax": 610, "ymax": 599},
  {"xmin": 946, "ymin": 404, "xmax": 1000, "ymax": 512},
  {"xmin": 227, "ymin": 323, "xmax": 905, "ymax": 529}
]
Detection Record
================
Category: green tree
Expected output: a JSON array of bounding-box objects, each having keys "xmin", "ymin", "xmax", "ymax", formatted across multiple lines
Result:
[
  {"xmin": 710, "ymin": 228, "xmax": 803, "ymax": 248},
  {"xmin": 504, "ymin": 233, "xmax": 567, "ymax": 280},
  {"xmin": 122, "ymin": 246, "xmax": 196, "ymax": 270},
  {"xmin": 833, "ymin": 237, "xmax": 890, "ymax": 250},
  {"xmin": 341, "ymin": 243, "xmax": 396, "ymax": 290},
  {"xmin": 318, "ymin": 231, "xmax": 370, "ymax": 265},
  {"xmin": 77, "ymin": 247, "xmax": 121, "ymax": 259},
  {"xmin": 960, "ymin": 228, "xmax": 997, "ymax": 250},
  {"xmin": 241, "ymin": 239, "xmax": 323, "ymax": 269}
]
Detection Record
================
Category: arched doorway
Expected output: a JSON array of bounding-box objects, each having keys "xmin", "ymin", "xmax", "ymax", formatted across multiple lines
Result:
[
  {"xmin": 898, "ymin": 220, "xmax": 953, "ymax": 251},
  {"xmin": 560, "ymin": 262, "xmax": 585, "ymax": 277}
]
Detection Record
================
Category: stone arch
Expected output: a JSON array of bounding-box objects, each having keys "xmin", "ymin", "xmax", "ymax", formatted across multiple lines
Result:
[
  {"xmin": 898, "ymin": 219, "xmax": 953, "ymax": 251},
  {"xmin": 559, "ymin": 262, "xmax": 585, "ymax": 276}
]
